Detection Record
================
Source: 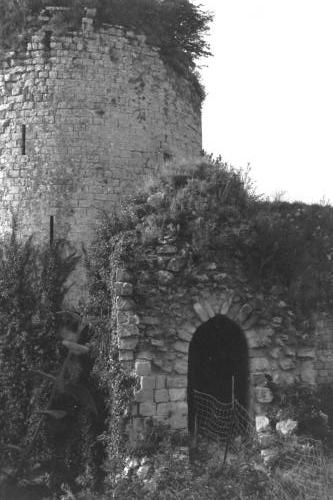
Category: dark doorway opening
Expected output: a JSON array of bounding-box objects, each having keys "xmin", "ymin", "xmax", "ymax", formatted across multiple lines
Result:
[{"xmin": 187, "ymin": 314, "xmax": 249, "ymax": 434}]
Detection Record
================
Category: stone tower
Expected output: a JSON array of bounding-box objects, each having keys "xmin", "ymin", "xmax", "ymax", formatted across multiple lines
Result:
[{"xmin": 0, "ymin": 7, "xmax": 202, "ymax": 246}]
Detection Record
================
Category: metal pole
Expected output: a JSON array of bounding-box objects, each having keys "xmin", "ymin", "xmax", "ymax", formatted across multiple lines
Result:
[
  {"xmin": 193, "ymin": 411, "xmax": 198, "ymax": 447},
  {"xmin": 223, "ymin": 375, "xmax": 235, "ymax": 466}
]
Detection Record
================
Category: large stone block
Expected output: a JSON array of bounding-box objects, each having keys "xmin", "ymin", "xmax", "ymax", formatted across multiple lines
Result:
[
  {"xmin": 177, "ymin": 323, "xmax": 196, "ymax": 342},
  {"xmin": 300, "ymin": 360, "xmax": 316, "ymax": 385},
  {"xmin": 135, "ymin": 360, "xmax": 151, "ymax": 376},
  {"xmin": 170, "ymin": 414, "xmax": 187, "ymax": 429},
  {"xmin": 169, "ymin": 388, "xmax": 186, "ymax": 401},
  {"xmin": 255, "ymin": 415, "xmax": 270, "ymax": 433},
  {"xmin": 167, "ymin": 376, "xmax": 187, "ymax": 388},
  {"xmin": 154, "ymin": 389, "xmax": 169, "ymax": 403},
  {"xmin": 156, "ymin": 402, "xmax": 172, "ymax": 416},
  {"xmin": 135, "ymin": 389, "xmax": 153, "ymax": 403},
  {"xmin": 245, "ymin": 327, "xmax": 274, "ymax": 348},
  {"xmin": 156, "ymin": 375, "xmax": 166, "ymax": 389},
  {"xmin": 119, "ymin": 337, "xmax": 138, "ymax": 350},
  {"xmin": 250, "ymin": 357, "xmax": 271, "ymax": 372},
  {"xmin": 141, "ymin": 376, "xmax": 156, "ymax": 390},
  {"xmin": 119, "ymin": 350, "xmax": 134, "ymax": 361},
  {"xmin": 174, "ymin": 360, "xmax": 188, "ymax": 375},
  {"xmin": 139, "ymin": 402, "xmax": 156, "ymax": 417},
  {"xmin": 118, "ymin": 324, "xmax": 139, "ymax": 337},
  {"xmin": 174, "ymin": 341, "xmax": 189, "ymax": 353}
]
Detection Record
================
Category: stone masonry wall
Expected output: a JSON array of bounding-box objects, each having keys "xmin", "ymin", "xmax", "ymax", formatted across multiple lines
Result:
[
  {"xmin": 315, "ymin": 315, "xmax": 333, "ymax": 384},
  {"xmin": 0, "ymin": 9, "xmax": 201, "ymax": 246},
  {"xmin": 112, "ymin": 240, "xmax": 326, "ymax": 438}
]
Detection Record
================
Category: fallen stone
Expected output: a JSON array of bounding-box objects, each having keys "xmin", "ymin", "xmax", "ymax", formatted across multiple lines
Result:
[
  {"xmin": 256, "ymin": 415, "xmax": 270, "ymax": 433},
  {"xmin": 136, "ymin": 465, "xmax": 150, "ymax": 480},
  {"xmin": 119, "ymin": 337, "xmax": 138, "ymax": 350},
  {"xmin": 147, "ymin": 191, "xmax": 165, "ymax": 208},
  {"xmin": 276, "ymin": 419, "xmax": 297, "ymax": 436},
  {"xmin": 261, "ymin": 448, "xmax": 278, "ymax": 465}
]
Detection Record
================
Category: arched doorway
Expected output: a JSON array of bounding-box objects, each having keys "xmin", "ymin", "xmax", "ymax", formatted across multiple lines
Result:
[{"xmin": 187, "ymin": 314, "xmax": 249, "ymax": 434}]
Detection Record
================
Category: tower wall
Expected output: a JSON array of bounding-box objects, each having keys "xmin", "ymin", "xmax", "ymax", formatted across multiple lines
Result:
[{"xmin": 0, "ymin": 13, "xmax": 202, "ymax": 245}]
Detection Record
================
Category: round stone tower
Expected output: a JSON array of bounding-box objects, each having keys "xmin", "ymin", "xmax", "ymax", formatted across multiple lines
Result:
[{"xmin": 0, "ymin": 7, "xmax": 202, "ymax": 246}]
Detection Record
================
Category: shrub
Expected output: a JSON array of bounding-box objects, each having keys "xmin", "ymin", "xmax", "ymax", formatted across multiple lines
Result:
[{"xmin": 0, "ymin": 229, "xmax": 109, "ymax": 497}]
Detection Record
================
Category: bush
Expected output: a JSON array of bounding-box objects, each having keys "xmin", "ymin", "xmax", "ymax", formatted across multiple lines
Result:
[{"xmin": 0, "ymin": 229, "xmax": 109, "ymax": 498}]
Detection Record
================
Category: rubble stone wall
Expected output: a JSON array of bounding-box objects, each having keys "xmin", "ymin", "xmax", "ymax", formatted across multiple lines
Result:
[
  {"xmin": 0, "ymin": 11, "xmax": 201, "ymax": 246},
  {"xmin": 112, "ymin": 240, "xmax": 328, "ymax": 436}
]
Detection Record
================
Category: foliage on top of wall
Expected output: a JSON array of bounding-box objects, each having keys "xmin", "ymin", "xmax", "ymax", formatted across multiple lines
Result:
[
  {"xmin": 93, "ymin": 156, "xmax": 333, "ymax": 316},
  {"xmin": 0, "ymin": 0, "xmax": 212, "ymax": 98}
]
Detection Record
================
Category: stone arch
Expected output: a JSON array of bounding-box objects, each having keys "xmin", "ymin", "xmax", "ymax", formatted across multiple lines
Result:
[{"xmin": 187, "ymin": 314, "xmax": 249, "ymax": 433}]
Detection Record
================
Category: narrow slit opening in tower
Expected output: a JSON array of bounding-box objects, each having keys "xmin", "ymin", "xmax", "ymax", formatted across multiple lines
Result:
[
  {"xmin": 50, "ymin": 215, "xmax": 54, "ymax": 246},
  {"xmin": 44, "ymin": 31, "xmax": 52, "ymax": 52},
  {"xmin": 21, "ymin": 124, "xmax": 26, "ymax": 155},
  {"xmin": 187, "ymin": 314, "xmax": 249, "ymax": 436}
]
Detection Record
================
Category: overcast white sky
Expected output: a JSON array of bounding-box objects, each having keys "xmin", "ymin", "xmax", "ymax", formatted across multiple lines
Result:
[{"xmin": 195, "ymin": 0, "xmax": 333, "ymax": 203}]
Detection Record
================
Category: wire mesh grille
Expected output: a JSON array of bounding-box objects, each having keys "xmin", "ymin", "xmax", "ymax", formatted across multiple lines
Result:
[
  {"xmin": 193, "ymin": 389, "xmax": 253, "ymax": 445},
  {"xmin": 192, "ymin": 389, "xmax": 331, "ymax": 500}
]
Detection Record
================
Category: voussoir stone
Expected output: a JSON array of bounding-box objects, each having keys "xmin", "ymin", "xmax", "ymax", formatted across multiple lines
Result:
[{"xmin": 193, "ymin": 302, "xmax": 210, "ymax": 322}]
